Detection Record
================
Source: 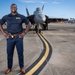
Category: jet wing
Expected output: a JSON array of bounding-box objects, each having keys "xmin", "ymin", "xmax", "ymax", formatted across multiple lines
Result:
[
  {"xmin": 26, "ymin": 15, "xmax": 35, "ymax": 24},
  {"xmin": 45, "ymin": 15, "xmax": 50, "ymax": 23}
]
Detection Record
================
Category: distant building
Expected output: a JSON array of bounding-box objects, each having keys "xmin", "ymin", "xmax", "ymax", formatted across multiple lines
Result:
[{"xmin": 47, "ymin": 18, "xmax": 68, "ymax": 23}]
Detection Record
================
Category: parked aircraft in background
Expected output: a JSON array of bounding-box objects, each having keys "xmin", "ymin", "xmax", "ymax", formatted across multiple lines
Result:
[{"xmin": 68, "ymin": 18, "xmax": 75, "ymax": 24}]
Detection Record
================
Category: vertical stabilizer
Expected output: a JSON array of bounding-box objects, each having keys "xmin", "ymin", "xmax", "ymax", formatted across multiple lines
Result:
[{"xmin": 26, "ymin": 7, "xmax": 30, "ymax": 16}]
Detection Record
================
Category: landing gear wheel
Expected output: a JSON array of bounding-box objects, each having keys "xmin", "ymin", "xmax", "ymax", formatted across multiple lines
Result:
[{"xmin": 39, "ymin": 30, "xmax": 41, "ymax": 33}]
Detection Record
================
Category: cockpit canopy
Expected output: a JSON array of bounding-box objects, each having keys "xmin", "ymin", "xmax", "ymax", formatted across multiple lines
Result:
[{"xmin": 36, "ymin": 7, "xmax": 42, "ymax": 12}]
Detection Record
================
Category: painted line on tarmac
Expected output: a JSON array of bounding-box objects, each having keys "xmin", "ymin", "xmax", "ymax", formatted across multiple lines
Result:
[{"xmin": 19, "ymin": 32, "xmax": 52, "ymax": 75}]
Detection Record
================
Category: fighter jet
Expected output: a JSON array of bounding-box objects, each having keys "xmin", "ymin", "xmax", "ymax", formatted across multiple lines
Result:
[{"xmin": 26, "ymin": 5, "xmax": 50, "ymax": 33}]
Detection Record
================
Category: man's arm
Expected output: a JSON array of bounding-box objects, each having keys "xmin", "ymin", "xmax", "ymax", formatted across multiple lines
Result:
[
  {"xmin": 19, "ymin": 22, "xmax": 31, "ymax": 38},
  {"xmin": 24, "ymin": 22, "xmax": 31, "ymax": 33},
  {"xmin": 0, "ymin": 25, "xmax": 9, "ymax": 38}
]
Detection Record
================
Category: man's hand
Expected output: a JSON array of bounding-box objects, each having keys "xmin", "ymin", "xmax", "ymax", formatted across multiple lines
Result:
[
  {"xmin": 3, "ymin": 33, "xmax": 10, "ymax": 38},
  {"xmin": 19, "ymin": 32, "xmax": 25, "ymax": 38},
  {"xmin": 0, "ymin": 25, "xmax": 10, "ymax": 38}
]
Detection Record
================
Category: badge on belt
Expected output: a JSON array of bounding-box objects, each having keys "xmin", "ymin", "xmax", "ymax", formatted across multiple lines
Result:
[{"xmin": 11, "ymin": 35, "xmax": 14, "ymax": 38}]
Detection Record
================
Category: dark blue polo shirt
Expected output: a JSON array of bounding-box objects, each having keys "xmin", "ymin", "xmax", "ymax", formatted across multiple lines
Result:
[{"xmin": 0, "ymin": 13, "xmax": 29, "ymax": 34}]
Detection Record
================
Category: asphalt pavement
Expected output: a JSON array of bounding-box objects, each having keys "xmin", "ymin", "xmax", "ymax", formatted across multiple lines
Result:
[{"xmin": 0, "ymin": 23, "xmax": 75, "ymax": 75}]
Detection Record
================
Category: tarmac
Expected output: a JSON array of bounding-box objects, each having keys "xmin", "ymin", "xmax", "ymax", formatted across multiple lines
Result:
[{"xmin": 0, "ymin": 23, "xmax": 75, "ymax": 75}]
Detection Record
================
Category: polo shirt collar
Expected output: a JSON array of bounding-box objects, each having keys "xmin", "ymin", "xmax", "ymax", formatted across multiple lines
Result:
[{"xmin": 9, "ymin": 12, "xmax": 19, "ymax": 16}]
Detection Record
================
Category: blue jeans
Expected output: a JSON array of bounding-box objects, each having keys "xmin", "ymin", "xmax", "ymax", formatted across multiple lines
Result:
[{"xmin": 6, "ymin": 36, "xmax": 24, "ymax": 69}]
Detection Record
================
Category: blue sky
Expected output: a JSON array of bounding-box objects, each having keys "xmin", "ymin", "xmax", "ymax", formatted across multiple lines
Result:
[{"xmin": 0, "ymin": 0, "xmax": 75, "ymax": 19}]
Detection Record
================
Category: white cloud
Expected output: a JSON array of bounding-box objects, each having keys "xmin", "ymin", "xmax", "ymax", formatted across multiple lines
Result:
[
  {"xmin": 52, "ymin": 1, "xmax": 61, "ymax": 4},
  {"xmin": 19, "ymin": 0, "xmax": 48, "ymax": 4},
  {"xmin": 52, "ymin": 0, "xmax": 64, "ymax": 4},
  {"xmin": 19, "ymin": 0, "xmax": 62, "ymax": 4},
  {"xmin": 19, "ymin": 0, "xmax": 35, "ymax": 3}
]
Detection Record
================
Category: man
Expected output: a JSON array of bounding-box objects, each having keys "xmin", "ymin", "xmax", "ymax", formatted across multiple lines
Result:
[{"xmin": 0, "ymin": 4, "xmax": 31, "ymax": 74}]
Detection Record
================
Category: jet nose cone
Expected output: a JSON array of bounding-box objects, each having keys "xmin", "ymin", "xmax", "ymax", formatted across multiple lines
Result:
[
  {"xmin": 34, "ymin": 13, "xmax": 46, "ymax": 23},
  {"xmin": 39, "ymin": 14, "xmax": 46, "ymax": 22}
]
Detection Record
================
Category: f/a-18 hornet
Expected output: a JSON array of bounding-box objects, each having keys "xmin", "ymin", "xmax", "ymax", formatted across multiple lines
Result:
[{"xmin": 26, "ymin": 5, "xmax": 50, "ymax": 32}]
